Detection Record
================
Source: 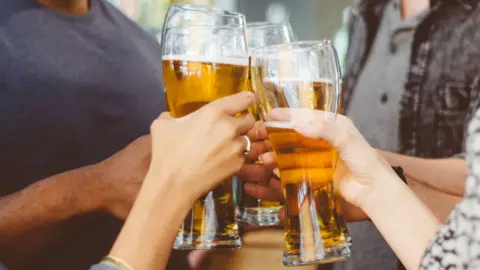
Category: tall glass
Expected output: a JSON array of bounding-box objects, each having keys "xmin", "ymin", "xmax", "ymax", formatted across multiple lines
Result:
[
  {"xmin": 236, "ymin": 21, "xmax": 297, "ymax": 226},
  {"xmin": 163, "ymin": 26, "xmax": 249, "ymax": 249},
  {"xmin": 160, "ymin": 3, "xmax": 246, "ymax": 45},
  {"xmin": 246, "ymin": 22, "xmax": 296, "ymax": 50},
  {"xmin": 251, "ymin": 41, "xmax": 351, "ymax": 265}
]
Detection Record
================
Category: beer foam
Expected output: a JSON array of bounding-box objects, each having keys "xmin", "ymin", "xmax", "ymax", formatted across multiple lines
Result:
[{"xmin": 163, "ymin": 54, "xmax": 249, "ymax": 66}]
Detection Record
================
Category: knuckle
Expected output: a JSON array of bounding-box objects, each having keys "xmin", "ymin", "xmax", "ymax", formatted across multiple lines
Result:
[
  {"xmin": 333, "ymin": 128, "xmax": 352, "ymax": 150},
  {"xmin": 203, "ymin": 106, "xmax": 219, "ymax": 120},
  {"xmin": 221, "ymin": 119, "xmax": 237, "ymax": 138},
  {"xmin": 243, "ymin": 115, "xmax": 256, "ymax": 132},
  {"xmin": 245, "ymin": 113, "xmax": 256, "ymax": 125},
  {"xmin": 231, "ymin": 139, "xmax": 245, "ymax": 155},
  {"xmin": 311, "ymin": 123, "xmax": 324, "ymax": 137},
  {"xmin": 341, "ymin": 115, "xmax": 355, "ymax": 128}
]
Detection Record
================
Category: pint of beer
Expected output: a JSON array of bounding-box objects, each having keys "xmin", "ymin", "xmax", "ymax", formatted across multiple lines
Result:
[
  {"xmin": 251, "ymin": 41, "xmax": 351, "ymax": 266},
  {"xmin": 161, "ymin": 3, "xmax": 246, "ymax": 48},
  {"xmin": 236, "ymin": 22, "xmax": 296, "ymax": 226},
  {"xmin": 163, "ymin": 26, "xmax": 249, "ymax": 250}
]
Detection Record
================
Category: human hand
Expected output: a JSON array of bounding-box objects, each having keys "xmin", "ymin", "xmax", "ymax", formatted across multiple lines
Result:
[
  {"xmin": 247, "ymin": 151, "xmax": 369, "ymax": 223},
  {"xmin": 145, "ymin": 92, "xmax": 256, "ymax": 204},
  {"xmin": 107, "ymin": 92, "xmax": 256, "ymax": 270},
  {"xmin": 182, "ymin": 120, "xmax": 271, "ymax": 270},
  {"xmin": 240, "ymin": 120, "xmax": 368, "ymax": 222},
  {"xmin": 235, "ymin": 121, "xmax": 283, "ymax": 202},
  {"xmin": 263, "ymin": 108, "xmax": 398, "ymax": 210}
]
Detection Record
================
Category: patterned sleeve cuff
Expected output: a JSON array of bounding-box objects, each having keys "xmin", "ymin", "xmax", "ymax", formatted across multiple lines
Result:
[
  {"xmin": 89, "ymin": 263, "xmax": 121, "ymax": 270},
  {"xmin": 452, "ymin": 153, "xmax": 466, "ymax": 159}
]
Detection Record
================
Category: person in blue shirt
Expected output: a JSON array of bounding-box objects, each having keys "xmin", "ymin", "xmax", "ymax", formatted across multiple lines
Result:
[
  {"xmin": 0, "ymin": 0, "xmax": 273, "ymax": 269},
  {"xmin": 0, "ymin": 0, "xmax": 165, "ymax": 269}
]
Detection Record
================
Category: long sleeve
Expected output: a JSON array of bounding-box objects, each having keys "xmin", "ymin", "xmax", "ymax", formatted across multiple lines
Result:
[{"xmin": 419, "ymin": 110, "xmax": 480, "ymax": 268}]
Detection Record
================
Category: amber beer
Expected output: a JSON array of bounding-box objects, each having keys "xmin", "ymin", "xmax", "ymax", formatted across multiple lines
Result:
[
  {"xmin": 261, "ymin": 79, "xmax": 350, "ymax": 265},
  {"xmin": 163, "ymin": 55, "xmax": 249, "ymax": 117},
  {"xmin": 163, "ymin": 55, "xmax": 249, "ymax": 249}
]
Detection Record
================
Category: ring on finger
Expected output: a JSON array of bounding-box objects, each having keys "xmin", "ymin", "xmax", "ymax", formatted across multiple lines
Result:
[{"xmin": 243, "ymin": 135, "xmax": 251, "ymax": 155}]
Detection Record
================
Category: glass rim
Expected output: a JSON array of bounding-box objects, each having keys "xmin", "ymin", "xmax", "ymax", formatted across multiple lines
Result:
[
  {"xmin": 165, "ymin": 25, "xmax": 246, "ymax": 36},
  {"xmin": 168, "ymin": 3, "xmax": 246, "ymax": 20},
  {"xmin": 252, "ymin": 40, "xmax": 333, "ymax": 55},
  {"xmin": 246, "ymin": 21, "xmax": 291, "ymax": 29}
]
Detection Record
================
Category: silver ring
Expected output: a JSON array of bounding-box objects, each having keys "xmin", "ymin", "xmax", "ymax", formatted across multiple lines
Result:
[{"xmin": 243, "ymin": 135, "xmax": 251, "ymax": 155}]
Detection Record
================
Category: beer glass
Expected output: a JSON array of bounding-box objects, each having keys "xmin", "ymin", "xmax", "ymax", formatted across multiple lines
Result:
[
  {"xmin": 160, "ymin": 3, "xmax": 246, "ymax": 45},
  {"xmin": 236, "ymin": 22, "xmax": 297, "ymax": 226},
  {"xmin": 163, "ymin": 26, "xmax": 249, "ymax": 249},
  {"xmin": 251, "ymin": 41, "xmax": 351, "ymax": 265},
  {"xmin": 246, "ymin": 22, "xmax": 296, "ymax": 50}
]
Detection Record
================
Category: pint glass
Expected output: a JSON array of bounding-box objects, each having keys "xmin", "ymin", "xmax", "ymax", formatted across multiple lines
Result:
[
  {"xmin": 163, "ymin": 26, "xmax": 249, "ymax": 249},
  {"xmin": 236, "ymin": 22, "xmax": 297, "ymax": 226},
  {"xmin": 251, "ymin": 41, "xmax": 351, "ymax": 265},
  {"xmin": 161, "ymin": 3, "xmax": 246, "ymax": 45}
]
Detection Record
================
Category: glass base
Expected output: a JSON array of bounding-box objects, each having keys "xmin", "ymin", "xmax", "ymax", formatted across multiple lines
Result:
[
  {"xmin": 174, "ymin": 238, "xmax": 242, "ymax": 250},
  {"xmin": 237, "ymin": 206, "xmax": 282, "ymax": 226},
  {"xmin": 283, "ymin": 245, "xmax": 351, "ymax": 266}
]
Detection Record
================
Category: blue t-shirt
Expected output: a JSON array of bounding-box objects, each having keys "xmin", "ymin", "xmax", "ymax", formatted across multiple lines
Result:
[{"xmin": 0, "ymin": 0, "xmax": 165, "ymax": 269}]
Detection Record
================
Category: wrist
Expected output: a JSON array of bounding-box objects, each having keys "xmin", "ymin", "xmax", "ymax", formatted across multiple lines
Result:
[
  {"xmin": 82, "ymin": 163, "xmax": 111, "ymax": 214},
  {"xmin": 361, "ymin": 167, "xmax": 407, "ymax": 219},
  {"xmin": 109, "ymin": 171, "xmax": 192, "ymax": 269},
  {"xmin": 144, "ymin": 160, "xmax": 200, "ymax": 208}
]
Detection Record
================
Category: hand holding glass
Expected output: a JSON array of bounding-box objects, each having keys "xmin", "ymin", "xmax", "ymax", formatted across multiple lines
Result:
[
  {"xmin": 236, "ymin": 21, "xmax": 297, "ymax": 226},
  {"xmin": 251, "ymin": 41, "xmax": 351, "ymax": 266},
  {"xmin": 162, "ymin": 25, "xmax": 249, "ymax": 249}
]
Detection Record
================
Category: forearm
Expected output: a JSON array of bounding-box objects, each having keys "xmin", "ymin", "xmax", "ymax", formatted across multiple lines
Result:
[
  {"xmin": 0, "ymin": 165, "xmax": 101, "ymax": 264},
  {"xmin": 109, "ymin": 173, "xmax": 191, "ymax": 270},
  {"xmin": 378, "ymin": 149, "xmax": 467, "ymax": 196},
  {"xmin": 363, "ymin": 169, "xmax": 441, "ymax": 270},
  {"xmin": 408, "ymin": 179, "xmax": 461, "ymax": 222}
]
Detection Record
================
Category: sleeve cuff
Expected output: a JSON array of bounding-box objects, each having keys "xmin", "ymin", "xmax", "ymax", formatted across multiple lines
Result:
[
  {"xmin": 89, "ymin": 263, "xmax": 120, "ymax": 270},
  {"xmin": 451, "ymin": 153, "xmax": 466, "ymax": 159}
]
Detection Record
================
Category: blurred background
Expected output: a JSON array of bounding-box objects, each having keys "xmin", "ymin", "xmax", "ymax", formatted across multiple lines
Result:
[{"xmin": 107, "ymin": 0, "xmax": 351, "ymax": 70}]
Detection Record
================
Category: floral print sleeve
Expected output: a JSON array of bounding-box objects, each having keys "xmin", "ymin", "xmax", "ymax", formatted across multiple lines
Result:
[{"xmin": 420, "ymin": 110, "xmax": 480, "ymax": 269}]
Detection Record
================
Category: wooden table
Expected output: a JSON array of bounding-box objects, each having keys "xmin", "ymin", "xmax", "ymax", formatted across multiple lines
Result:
[{"xmin": 207, "ymin": 229, "xmax": 317, "ymax": 270}]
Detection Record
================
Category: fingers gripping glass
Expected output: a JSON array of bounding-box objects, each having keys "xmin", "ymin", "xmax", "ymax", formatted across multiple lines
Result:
[
  {"xmin": 236, "ymin": 21, "xmax": 298, "ymax": 227},
  {"xmin": 251, "ymin": 41, "xmax": 351, "ymax": 266},
  {"xmin": 162, "ymin": 25, "xmax": 249, "ymax": 250}
]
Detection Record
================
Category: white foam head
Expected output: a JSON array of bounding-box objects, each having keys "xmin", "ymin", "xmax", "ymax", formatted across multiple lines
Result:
[{"xmin": 163, "ymin": 54, "xmax": 249, "ymax": 66}]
